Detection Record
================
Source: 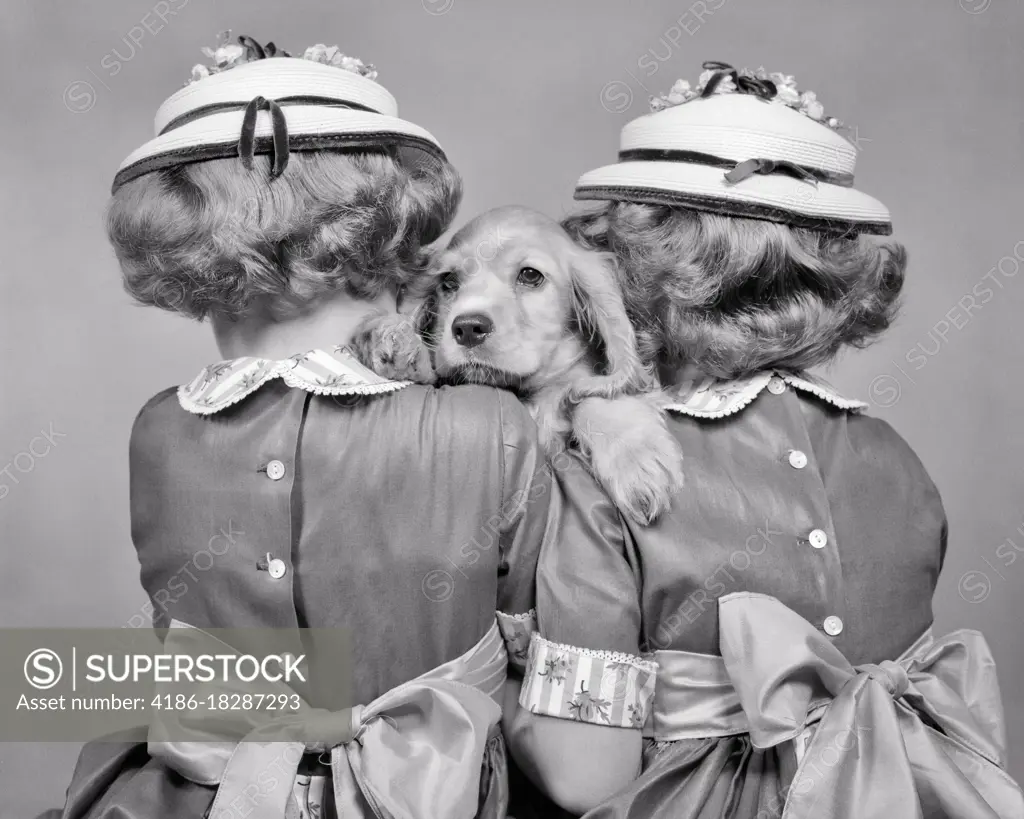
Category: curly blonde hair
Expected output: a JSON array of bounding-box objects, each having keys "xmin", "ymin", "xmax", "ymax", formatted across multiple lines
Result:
[
  {"xmin": 562, "ymin": 203, "xmax": 906, "ymax": 379},
  {"xmin": 108, "ymin": 150, "xmax": 462, "ymax": 320}
]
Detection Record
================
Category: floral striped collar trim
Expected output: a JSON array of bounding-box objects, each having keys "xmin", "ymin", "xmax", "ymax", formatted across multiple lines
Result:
[
  {"xmin": 178, "ymin": 345, "xmax": 409, "ymax": 415},
  {"xmin": 663, "ymin": 370, "xmax": 867, "ymax": 420}
]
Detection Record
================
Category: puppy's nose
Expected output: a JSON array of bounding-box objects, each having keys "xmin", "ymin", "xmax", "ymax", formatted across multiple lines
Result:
[{"xmin": 452, "ymin": 313, "xmax": 494, "ymax": 348}]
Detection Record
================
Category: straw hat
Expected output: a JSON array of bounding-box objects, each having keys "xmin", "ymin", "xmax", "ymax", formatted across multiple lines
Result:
[
  {"xmin": 112, "ymin": 33, "xmax": 445, "ymax": 193},
  {"xmin": 575, "ymin": 62, "xmax": 891, "ymax": 235}
]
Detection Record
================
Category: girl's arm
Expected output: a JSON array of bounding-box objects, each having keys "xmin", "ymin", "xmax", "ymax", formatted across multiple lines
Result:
[
  {"xmin": 503, "ymin": 678, "xmax": 642, "ymax": 814},
  {"xmin": 496, "ymin": 398, "xmax": 651, "ymax": 812}
]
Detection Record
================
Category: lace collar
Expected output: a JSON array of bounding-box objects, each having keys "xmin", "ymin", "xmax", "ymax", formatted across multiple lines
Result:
[
  {"xmin": 178, "ymin": 345, "xmax": 409, "ymax": 415},
  {"xmin": 663, "ymin": 370, "xmax": 867, "ymax": 420}
]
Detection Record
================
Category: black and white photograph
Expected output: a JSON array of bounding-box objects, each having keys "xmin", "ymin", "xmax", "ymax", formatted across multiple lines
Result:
[{"xmin": 2, "ymin": 1, "xmax": 1023, "ymax": 817}]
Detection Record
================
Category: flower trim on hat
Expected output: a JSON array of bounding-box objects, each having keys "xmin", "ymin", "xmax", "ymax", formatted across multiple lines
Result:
[
  {"xmin": 187, "ymin": 30, "xmax": 378, "ymax": 86},
  {"xmin": 649, "ymin": 60, "xmax": 846, "ymax": 132}
]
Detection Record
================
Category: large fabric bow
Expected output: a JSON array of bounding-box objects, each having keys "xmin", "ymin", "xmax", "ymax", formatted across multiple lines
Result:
[
  {"xmin": 148, "ymin": 621, "xmax": 506, "ymax": 819},
  {"xmin": 717, "ymin": 592, "xmax": 1023, "ymax": 819}
]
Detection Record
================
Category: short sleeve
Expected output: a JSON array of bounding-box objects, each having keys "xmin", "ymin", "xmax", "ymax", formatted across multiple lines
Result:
[
  {"xmin": 901, "ymin": 428, "xmax": 949, "ymax": 575},
  {"xmin": 518, "ymin": 449, "xmax": 656, "ymax": 730},
  {"xmin": 853, "ymin": 413, "xmax": 948, "ymax": 577}
]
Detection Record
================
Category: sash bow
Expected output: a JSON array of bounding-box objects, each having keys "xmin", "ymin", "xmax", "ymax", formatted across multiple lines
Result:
[
  {"xmin": 858, "ymin": 659, "xmax": 909, "ymax": 697},
  {"xmin": 717, "ymin": 592, "xmax": 1023, "ymax": 819},
  {"xmin": 148, "ymin": 622, "xmax": 507, "ymax": 819}
]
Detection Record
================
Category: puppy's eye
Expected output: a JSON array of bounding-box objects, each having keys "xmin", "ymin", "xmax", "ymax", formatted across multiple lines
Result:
[
  {"xmin": 440, "ymin": 272, "xmax": 459, "ymax": 292},
  {"xmin": 517, "ymin": 267, "xmax": 545, "ymax": 287}
]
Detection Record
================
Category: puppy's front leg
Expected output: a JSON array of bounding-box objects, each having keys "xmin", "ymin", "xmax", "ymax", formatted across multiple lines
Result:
[
  {"xmin": 528, "ymin": 389, "xmax": 573, "ymax": 460},
  {"xmin": 349, "ymin": 312, "xmax": 436, "ymax": 384},
  {"xmin": 572, "ymin": 394, "xmax": 684, "ymax": 525}
]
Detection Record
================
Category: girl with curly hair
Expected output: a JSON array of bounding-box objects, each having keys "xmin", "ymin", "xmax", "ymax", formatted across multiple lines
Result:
[
  {"xmin": 39, "ymin": 34, "xmax": 644, "ymax": 819},
  {"xmin": 506, "ymin": 63, "xmax": 1023, "ymax": 818}
]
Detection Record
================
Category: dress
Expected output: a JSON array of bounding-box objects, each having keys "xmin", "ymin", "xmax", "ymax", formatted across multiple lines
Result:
[
  {"xmin": 517, "ymin": 369, "xmax": 1023, "ymax": 819},
  {"xmin": 40, "ymin": 345, "xmax": 598, "ymax": 819}
]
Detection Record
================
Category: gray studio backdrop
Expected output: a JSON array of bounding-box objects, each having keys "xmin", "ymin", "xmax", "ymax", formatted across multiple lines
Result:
[{"xmin": 1, "ymin": 0, "xmax": 1022, "ymax": 813}]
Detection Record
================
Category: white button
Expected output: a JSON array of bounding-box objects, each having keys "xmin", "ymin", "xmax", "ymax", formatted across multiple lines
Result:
[
  {"xmin": 823, "ymin": 616, "xmax": 843, "ymax": 636},
  {"xmin": 788, "ymin": 450, "xmax": 808, "ymax": 469},
  {"xmin": 267, "ymin": 558, "xmax": 287, "ymax": 579},
  {"xmin": 767, "ymin": 377, "xmax": 786, "ymax": 395},
  {"xmin": 809, "ymin": 529, "xmax": 828, "ymax": 549},
  {"xmin": 266, "ymin": 460, "xmax": 286, "ymax": 481}
]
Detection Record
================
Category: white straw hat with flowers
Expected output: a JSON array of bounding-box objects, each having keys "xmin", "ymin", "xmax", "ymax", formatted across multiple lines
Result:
[
  {"xmin": 112, "ymin": 32, "xmax": 445, "ymax": 193},
  {"xmin": 575, "ymin": 61, "xmax": 891, "ymax": 235}
]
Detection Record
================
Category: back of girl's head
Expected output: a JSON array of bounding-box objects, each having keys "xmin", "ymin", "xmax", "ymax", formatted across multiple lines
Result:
[
  {"xmin": 563, "ymin": 202, "xmax": 906, "ymax": 379},
  {"xmin": 108, "ymin": 150, "xmax": 462, "ymax": 321}
]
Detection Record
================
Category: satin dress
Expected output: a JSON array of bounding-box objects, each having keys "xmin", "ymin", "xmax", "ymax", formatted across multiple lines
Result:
[
  {"xmin": 38, "ymin": 345, "xmax": 606, "ymax": 819},
  {"xmin": 517, "ymin": 370, "xmax": 1021, "ymax": 819}
]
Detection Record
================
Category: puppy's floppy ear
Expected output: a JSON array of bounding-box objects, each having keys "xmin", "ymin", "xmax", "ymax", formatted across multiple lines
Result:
[
  {"xmin": 401, "ymin": 243, "xmax": 446, "ymax": 343},
  {"xmin": 413, "ymin": 290, "xmax": 440, "ymax": 344},
  {"xmin": 567, "ymin": 246, "xmax": 651, "ymax": 400}
]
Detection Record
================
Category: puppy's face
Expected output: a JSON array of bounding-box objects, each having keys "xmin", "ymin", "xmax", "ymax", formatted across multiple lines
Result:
[{"xmin": 431, "ymin": 207, "xmax": 587, "ymax": 392}]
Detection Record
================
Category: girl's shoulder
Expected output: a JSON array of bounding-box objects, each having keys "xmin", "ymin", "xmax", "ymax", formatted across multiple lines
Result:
[
  {"xmin": 131, "ymin": 385, "xmax": 181, "ymax": 435},
  {"xmin": 395, "ymin": 383, "xmax": 542, "ymax": 458},
  {"xmin": 844, "ymin": 406, "xmax": 941, "ymax": 495},
  {"xmin": 662, "ymin": 368, "xmax": 941, "ymax": 498},
  {"xmin": 129, "ymin": 367, "xmax": 542, "ymax": 478}
]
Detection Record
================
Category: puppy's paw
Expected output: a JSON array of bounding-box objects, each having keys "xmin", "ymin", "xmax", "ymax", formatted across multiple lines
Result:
[
  {"xmin": 573, "ymin": 396, "xmax": 684, "ymax": 525},
  {"xmin": 591, "ymin": 429, "xmax": 684, "ymax": 525},
  {"xmin": 349, "ymin": 313, "xmax": 436, "ymax": 384}
]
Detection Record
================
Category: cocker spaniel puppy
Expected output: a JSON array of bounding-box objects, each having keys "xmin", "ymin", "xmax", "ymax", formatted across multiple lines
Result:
[{"xmin": 353, "ymin": 206, "xmax": 683, "ymax": 524}]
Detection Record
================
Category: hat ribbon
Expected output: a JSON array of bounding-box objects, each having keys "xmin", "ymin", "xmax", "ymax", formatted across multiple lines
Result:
[
  {"xmin": 158, "ymin": 96, "xmax": 380, "ymax": 136},
  {"xmin": 617, "ymin": 149, "xmax": 853, "ymax": 188},
  {"xmin": 724, "ymin": 158, "xmax": 820, "ymax": 186},
  {"xmin": 700, "ymin": 60, "xmax": 777, "ymax": 99},
  {"xmin": 238, "ymin": 95, "xmax": 289, "ymax": 177},
  {"xmin": 237, "ymin": 34, "xmax": 290, "ymax": 60}
]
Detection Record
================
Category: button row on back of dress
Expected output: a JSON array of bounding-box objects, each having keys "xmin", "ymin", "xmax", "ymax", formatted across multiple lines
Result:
[{"xmin": 770, "ymin": 376, "xmax": 843, "ymax": 639}]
